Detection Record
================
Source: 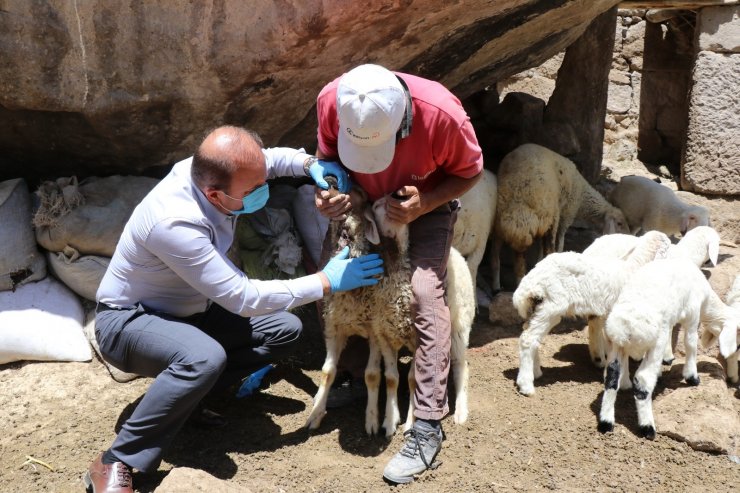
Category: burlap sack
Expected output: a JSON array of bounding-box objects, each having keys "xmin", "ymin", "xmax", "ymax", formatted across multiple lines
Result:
[
  {"xmin": 34, "ymin": 175, "xmax": 159, "ymax": 256},
  {"xmin": 0, "ymin": 178, "xmax": 47, "ymax": 291}
]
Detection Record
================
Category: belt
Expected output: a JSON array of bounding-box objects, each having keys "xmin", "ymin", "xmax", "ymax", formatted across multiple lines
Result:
[{"xmin": 95, "ymin": 303, "xmax": 135, "ymax": 314}]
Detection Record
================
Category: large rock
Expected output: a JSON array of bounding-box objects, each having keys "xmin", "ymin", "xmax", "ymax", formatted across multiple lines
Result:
[
  {"xmin": 654, "ymin": 356, "xmax": 740, "ymax": 458},
  {"xmin": 0, "ymin": 0, "xmax": 621, "ymax": 182}
]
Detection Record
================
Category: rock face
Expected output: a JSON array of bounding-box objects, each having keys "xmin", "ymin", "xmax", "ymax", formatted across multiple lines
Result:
[
  {"xmin": 0, "ymin": 0, "xmax": 621, "ymax": 182},
  {"xmin": 681, "ymin": 6, "xmax": 740, "ymax": 196}
]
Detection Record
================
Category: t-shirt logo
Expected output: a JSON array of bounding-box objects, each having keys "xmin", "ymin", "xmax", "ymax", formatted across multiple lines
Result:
[{"xmin": 411, "ymin": 169, "xmax": 434, "ymax": 181}]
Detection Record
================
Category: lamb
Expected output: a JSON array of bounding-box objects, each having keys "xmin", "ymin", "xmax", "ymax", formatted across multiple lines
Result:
[
  {"xmin": 597, "ymin": 259, "xmax": 739, "ymax": 439},
  {"xmin": 492, "ymin": 143, "xmax": 629, "ymax": 290},
  {"xmin": 305, "ymin": 192, "xmax": 475, "ymax": 437},
  {"xmin": 583, "ymin": 226, "xmax": 721, "ymax": 365},
  {"xmin": 452, "ymin": 168, "xmax": 497, "ymax": 302},
  {"xmin": 512, "ymin": 230, "xmax": 671, "ymax": 396},
  {"xmin": 701, "ymin": 274, "xmax": 740, "ymax": 384},
  {"xmin": 610, "ymin": 175, "xmax": 710, "ymax": 237}
]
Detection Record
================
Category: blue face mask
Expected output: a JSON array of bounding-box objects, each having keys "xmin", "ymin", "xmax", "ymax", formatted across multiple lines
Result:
[{"xmin": 223, "ymin": 183, "xmax": 269, "ymax": 215}]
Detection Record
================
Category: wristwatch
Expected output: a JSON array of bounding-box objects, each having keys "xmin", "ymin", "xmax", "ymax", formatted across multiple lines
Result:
[{"xmin": 303, "ymin": 156, "xmax": 318, "ymax": 176}]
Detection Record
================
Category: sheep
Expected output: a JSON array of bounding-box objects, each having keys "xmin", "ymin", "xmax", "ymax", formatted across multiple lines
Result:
[
  {"xmin": 452, "ymin": 168, "xmax": 497, "ymax": 303},
  {"xmin": 582, "ymin": 226, "xmax": 721, "ymax": 366},
  {"xmin": 305, "ymin": 192, "xmax": 475, "ymax": 437},
  {"xmin": 597, "ymin": 259, "xmax": 739, "ymax": 439},
  {"xmin": 610, "ymin": 175, "xmax": 710, "ymax": 237},
  {"xmin": 492, "ymin": 143, "xmax": 629, "ymax": 291},
  {"xmin": 701, "ymin": 274, "xmax": 740, "ymax": 384},
  {"xmin": 512, "ymin": 230, "xmax": 671, "ymax": 396}
]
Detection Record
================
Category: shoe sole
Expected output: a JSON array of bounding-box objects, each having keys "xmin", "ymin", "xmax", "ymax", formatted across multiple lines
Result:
[{"xmin": 383, "ymin": 473, "xmax": 416, "ymax": 485}]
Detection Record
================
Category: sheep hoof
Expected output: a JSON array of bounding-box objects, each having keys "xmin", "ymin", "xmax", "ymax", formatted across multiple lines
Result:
[
  {"xmin": 516, "ymin": 382, "xmax": 535, "ymax": 396},
  {"xmin": 453, "ymin": 408, "xmax": 469, "ymax": 425},
  {"xmin": 638, "ymin": 425, "xmax": 656, "ymax": 440},
  {"xmin": 662, "ymin": 358, "xmax": 674, "ymax": 366},
  {"xmin": 305, "ymin": 411, "xmax": 326, "ymax": 431},
  {"xmin": 685, "ymin": 375, "xmax": 700, "ymax": 386},
  {"xmin": 597, "ymin": 421, "xmax": 613, "ymax": 434}
]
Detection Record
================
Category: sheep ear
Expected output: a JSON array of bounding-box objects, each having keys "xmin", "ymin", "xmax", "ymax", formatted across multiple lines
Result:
[
  {"xmin": 718, "ymin": 320, "xmax": 738, "ymax": 359},
  {"xmin": 363, "ymin": 207, "xmax": 380, "ymax": 245},
  {"xmin": 603, "ymin": 217, "xmax": 616, "ymax": 235},
  {"xmin": 680, "ymin": 216, "xmax": 690, "ymax": 233},
  {"xmin": 708, "ymin": 238, "xmax": 719, "ymax": 266}
]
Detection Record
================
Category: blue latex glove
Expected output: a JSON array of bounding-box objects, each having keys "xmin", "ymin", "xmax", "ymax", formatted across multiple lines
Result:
[
  {"xmin": 308, "ymin": 159, "xmax": 351, "ymax": 193},
  {"xmin": 322, "ymin": 246, "xmax": 384, "ymax": 292},
  {"xmin": 236, "ymin": 364, "xmax": 274, "ymax": 398}
]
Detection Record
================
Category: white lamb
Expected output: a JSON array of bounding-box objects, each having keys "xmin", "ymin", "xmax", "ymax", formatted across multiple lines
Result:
[
  {"xmin": 583, "ymin": 226, "xmax": 721, "ymax": 366},
  {"xmin": 493, "ymin": 143, "xmax": 629, "ymax": 290},
  {"xmin": 610, "ymin": 175, "xmax": 710, "ymax": 237},
  {"xmin": 701, "ymin": 274, "xmax": 740, "ymax": 384},
  {"xmin": 512, "ymin": 230, "xmax": 671, "ymax": 396},
  {"xmin": 306, "ymin": 193, "xmax": 475, "ymax": 437},
  {"xmin": 597, "ymin": 259, "xmax": 739, "ymax": 440},
  {"xmin": 452, "ymin": 168, "xmax": 497, "ymax": 302}
]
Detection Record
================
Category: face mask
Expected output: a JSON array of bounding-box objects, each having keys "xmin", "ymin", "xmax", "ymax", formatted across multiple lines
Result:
[{"xmin": 222, "ymin": 183, "xmax": 269, "ymax": 215}]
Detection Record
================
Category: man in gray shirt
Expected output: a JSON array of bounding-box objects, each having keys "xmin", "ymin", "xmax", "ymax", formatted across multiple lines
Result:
[{"xmin": 84, "ymin": 126, "xmax": 383, "ymax": 493}]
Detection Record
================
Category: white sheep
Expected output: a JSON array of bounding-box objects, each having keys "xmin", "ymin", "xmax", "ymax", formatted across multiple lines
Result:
[
  {"xmin": 701, "ymin": 274, "xmax": 740, "ymax": 384},
  {"xmin": 305, "ymin": 193, "xmax": 475, "ymax": 437},
  {"xmin": 452, "ymin": 168, "xmax": 497, "ymax": 302},
  {"xmin": 610, "ymin": 175, "xmax": 710, "ymax": 237},
  {"xmin": 597, "ymin": 259, "xmax": 739, "ymax": 439},
  {"xmin": 583, "ymin": 226, "xmax": 721, "ymax": 365},
  {"xmin": 492, "ymin": 143, "xmax": 629, "ymax": 290},
  {"xmin": 512, "ymin": 230, "xmax": 671, "ymax": 396}
]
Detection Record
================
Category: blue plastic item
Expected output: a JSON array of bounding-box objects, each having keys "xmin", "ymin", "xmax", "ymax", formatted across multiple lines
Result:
[{"xmin": 235, "ymin": 364, "xmax": 274, "ymax": 398}]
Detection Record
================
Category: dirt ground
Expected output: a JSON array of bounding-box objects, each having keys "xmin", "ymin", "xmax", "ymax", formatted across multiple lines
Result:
[{"xmin": 1, "ymin": 161, "xmax": 739, "ymax": 492}]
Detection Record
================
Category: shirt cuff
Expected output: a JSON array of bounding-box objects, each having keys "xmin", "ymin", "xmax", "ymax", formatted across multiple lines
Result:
[{"xmin": 291, "ymin": 149, "xmax": 314, "ymax": 178}]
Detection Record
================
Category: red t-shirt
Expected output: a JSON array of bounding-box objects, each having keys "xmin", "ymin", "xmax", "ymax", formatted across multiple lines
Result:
[{"xmin": 317, "ymin": 72, "xmax": 483, "ymax": 202}]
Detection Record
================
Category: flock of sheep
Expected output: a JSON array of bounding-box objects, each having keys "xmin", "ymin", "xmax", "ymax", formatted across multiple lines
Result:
[{"xmin": 304, "ymin": 143, "xmax": 738, "ymax": 442}]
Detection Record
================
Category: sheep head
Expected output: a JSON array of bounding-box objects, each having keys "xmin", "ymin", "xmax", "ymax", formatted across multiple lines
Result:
[
  {"xmin": 603, "ymin": 207, "xmax": 630, "ymax": 235},
  {"xmin": 680, "ymin": 206, "xmax": 710, "ymax": 236}
]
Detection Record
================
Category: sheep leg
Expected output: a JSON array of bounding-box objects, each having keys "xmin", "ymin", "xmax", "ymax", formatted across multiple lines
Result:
[
  {"xmin": 597, "ymin": 347, "xmax": 622, "ymax": 433},
  {"xmin": 465, "ymin": 249, "xmax": 483, "ymax": 300},
  {"xmin": 662, "ymin": 323, "xmax": 679, "ymax": 365},
  {"xmin": 727, "ymin": 353, "xmax": 739, "ymax": 385},
  {"xmin": 451, "ymin": 330, "xmax": 469, "ymax": 425},
  {"xmin": 681, "ymin": 321, "xmax": 700, "ymax": 386},
  {"xmin": 618, "ymin": 351, "xmax": 632, "ymax": 390},
  {"xmin": 306, "ymin": 332, "xmax": 348, "ymax": 430},
  {"xmin": 517, "ymin": 310, "xmax": 560, "ymax": 396},
  {"xmin": 364, "ymin": 336, "xmax": 382, "ymax": 436},
  {"xmin": 491, "ymin": 236, "xmax": 503, "ymax": 292},
  {"xmin": 513, "ymin": 250, "xmax": 527, "ymax": 288},
  {"xmin": 587, "ymin": 316, "xmax": 609, "ymax": 369},
  {"xmin": 632, "ymin": 336, "xmax": 667, "ymax": 440},
  {"xmin": 403, "ymin": 356, "xmax": 416, "ymax": 432},
  {"xmin": 378, "ymin": 341, "xmax": 402, "ymax": 437}
]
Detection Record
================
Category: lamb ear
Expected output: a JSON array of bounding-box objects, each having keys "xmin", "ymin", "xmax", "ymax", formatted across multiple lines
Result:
[
  {"xmin": 707, "ymin": 237, "xmax": 719, "ymax": 266},
  {"xmin": 363, "ymin": 207, "xmax": 380, "ymax": 245},
  {"xmin": 718, "ymin": 320, "xmax": 738, "ymax": 359}
]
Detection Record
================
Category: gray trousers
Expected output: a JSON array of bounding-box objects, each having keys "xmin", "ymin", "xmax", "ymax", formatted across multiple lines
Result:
[{"xmin": 95, "ymin": 302, "xmax": 302, "ymax": 472}]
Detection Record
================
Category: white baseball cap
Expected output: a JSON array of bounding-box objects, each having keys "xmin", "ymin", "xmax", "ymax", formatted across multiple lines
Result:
[{"xmin": 336, "ymin": 64, "xmax": 406, "ymax": 174}]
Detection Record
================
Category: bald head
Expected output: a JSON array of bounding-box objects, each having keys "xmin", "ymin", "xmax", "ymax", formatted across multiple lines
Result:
[{"xmin": 191, "ymin": 126, "xmax": 265, "ymax": 191}]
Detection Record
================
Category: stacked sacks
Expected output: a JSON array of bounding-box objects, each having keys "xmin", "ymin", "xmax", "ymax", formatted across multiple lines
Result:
[{"xmin": 0, "ymin": 178, "xmax": 89, "ymax": 364}]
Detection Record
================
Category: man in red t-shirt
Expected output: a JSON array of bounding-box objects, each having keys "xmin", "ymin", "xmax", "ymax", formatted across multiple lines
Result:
[{"xmin": 314, "ymin": 64, "xmax": 483, "ymax": 484}]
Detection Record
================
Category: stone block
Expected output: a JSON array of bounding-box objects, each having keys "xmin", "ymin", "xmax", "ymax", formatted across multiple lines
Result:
[
  {"xmin": 698, "ymin": 6, "xmax": 740, "ymax": 53},
  {"xmin": 681, "ymin": 52, "xmax": 740, "ymax": 196}
]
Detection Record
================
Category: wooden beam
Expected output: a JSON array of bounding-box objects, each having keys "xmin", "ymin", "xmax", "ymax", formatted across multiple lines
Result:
[{"xmin": 619, "ymin": 0, "xmax": 738, "ymax": 8}]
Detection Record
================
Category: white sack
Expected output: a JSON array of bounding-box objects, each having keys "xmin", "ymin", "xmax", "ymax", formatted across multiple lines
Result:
[{"xmin": 0, "ymin": 277, "xmax": 91, "ymax": 364}]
